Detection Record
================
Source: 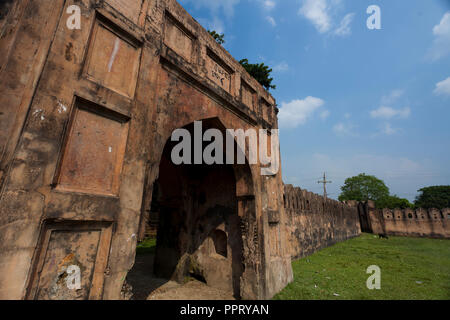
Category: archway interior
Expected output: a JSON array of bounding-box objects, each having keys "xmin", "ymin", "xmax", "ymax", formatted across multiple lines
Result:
[{"xmin": 151, "ymin": 119, "xmax": 245, "ymax": 298}]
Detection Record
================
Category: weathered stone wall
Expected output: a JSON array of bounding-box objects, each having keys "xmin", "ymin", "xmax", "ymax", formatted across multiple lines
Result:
[
  {"xmin": 359, "ymin": 201, "xmax": 450, "ymax": 239},
  {"xmin": 284, "ymin": 185, "xmax": 361, "ymax": 260},
  {"xmin": 0, "ymin": 0, "xmax": 292, "ymax": 300}
]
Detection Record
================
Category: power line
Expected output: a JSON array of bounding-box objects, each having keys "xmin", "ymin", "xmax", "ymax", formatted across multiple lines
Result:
[{"xmin": 318, "ymin": 172, "xmax": 332, "ymax": 199}]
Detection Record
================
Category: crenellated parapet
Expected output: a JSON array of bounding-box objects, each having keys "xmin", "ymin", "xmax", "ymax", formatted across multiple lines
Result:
[
  {"xmin": 379, "ymin": 207, "xmax": 448, "ymax": 222},
  {"xmin": 283, "ymin": 184, "xmax": 361, "ymax": 260},
  {"xmin": 358, "ymin": 204, "xmax": 450, "ymax": 239}
]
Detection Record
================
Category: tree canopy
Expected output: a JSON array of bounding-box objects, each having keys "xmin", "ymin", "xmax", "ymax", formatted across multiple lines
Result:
[
  {"xmin": 376, "ymin": 195, "xmax": 413, "ymax": 209},
  {"xmin": 414, "ymin": 186, "xmax": 450, "ymax": 209},
  {"xmin": 239, "ymin": 59, "xmax": 276, "ymax": 91},
  {"xmin": 338, "ymin": 173, "xmax": 389, "ymax": 205},
  {"xmin": 208, "ymin": 30, "xmax": 225, "ymax": 45},
  {"xmin": 339, "ymin": 173, "xmax": 414, "ymax": 209}
]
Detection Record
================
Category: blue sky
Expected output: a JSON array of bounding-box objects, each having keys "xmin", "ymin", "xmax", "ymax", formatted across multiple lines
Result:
[{"xmin": 179, "ymin": 0, "xmax": 450, "ymax": 202}]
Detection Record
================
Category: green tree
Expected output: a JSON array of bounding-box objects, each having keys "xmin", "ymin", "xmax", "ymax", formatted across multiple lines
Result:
[
  {"xmin": 414, "ymin": 186, "xmax": 450, "ymax": 209},
  {"xmin": 208, "ymin": 30, "xmax": 225, "ymax": 45},
  {"xmin": 376, "ymin": 195, "xmax": 413, "ymax": 209},
  {"xmin": 239, "ymin": 59, "xmax": 276, "ymax": 91},
  {"xmin": 338, "ymin": 173, "xmax": 389, "ymax": 208}
]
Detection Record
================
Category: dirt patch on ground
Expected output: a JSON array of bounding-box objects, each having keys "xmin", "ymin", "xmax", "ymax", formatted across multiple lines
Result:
[
  {"xmin": 147, "ymin": 279, "xmax": 235, "ymax": 300},
  {"xmin": 126, "ymin": 251, "xmax": 235, "ymax": 300}
]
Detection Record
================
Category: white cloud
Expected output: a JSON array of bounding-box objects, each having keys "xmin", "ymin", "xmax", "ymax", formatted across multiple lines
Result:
[
  {"xmin": 320, "ymin": 110, "xmax": 330, "ymax": 120},
  {"xmin": 198, "ymin": 16, "xmax": 225, "ymax": 34},
  {"xmin": 381, "ymin": 89, "xmax": 404, "ymax": 105},
  {"xmin": 298, "ymin": 0, "xmax": 354, "ymax": 36},
  {"xmin": 278, "ymin": 96, "xmax": 325, "ymax": 128},
  {"xmin": 344, "ymin": 113, "xmax": 351, "ymax": 119},
  {"xmin": 273, "ymin": 61, "xmax": 288, "ymax": 72},
  {"xmin": 181, "ymin": 0, "xmax": 240, "ymax": 33},
  {"xmin": 381, "ymin": 122, "xmax": 397, "ymax": 135},
  {"xmin": 370, "ymin": 122, "xmax": 402, "ymax": 138},
  {"xmin": 332, "ymin": 122, "xmax": 356, "ymax": 136},
  {"xmin": 333, "ymin": 123, "xmax": 345, "ymax": 133},
  {"xmin": 427, "ymin": 12, "xmax": 450, "ymax": 61},
  {"xmin": 434, "ymin": 77, "xmax": 450, "ymax": 96},
  {"xmin": 370, "ymin": 106, "xmax": 411, "ymax": 120},
  {"xmin": 183, "ymin": 0, "xmax": 278, "ymax": 32},
  {"xmin": 266, "ymin": 16, "xmax": 277, "ymax": 27},
  {"xmin": 299, "ymin": 0, "xmax": 331, "ymax": 33},
  {"xmin": 333, "ymin": 13, "xmax": 355, "ymax": 37},
  {"xmin": 262, "ymin": 0, "xmax": 275, "ymax": 11},
  {"xmin": 370, "ymin": 90, "xmax": 410, "ymax": 136}
]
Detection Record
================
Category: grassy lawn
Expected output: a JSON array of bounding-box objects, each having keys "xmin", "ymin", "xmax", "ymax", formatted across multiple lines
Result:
[
  {"xmin": 136, "ymin": 238, "xmax": 157, "ymax": 255},
  {"xmin": 274, "ymin": 233, "xmax": 450, "ymax": 300}
]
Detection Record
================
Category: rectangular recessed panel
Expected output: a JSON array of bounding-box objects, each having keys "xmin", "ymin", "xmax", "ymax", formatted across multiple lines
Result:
[
  {"xmin": 84, "ymin": 20, "xmax": 140, "ymax": 98},
  {"xmin": 270, "ymin": 225, "xmax": 280, "ymax": 257},
  {"xmin": 206, "ymin": 52, "xmax": 232, "ymax": 93},
  {"xmin": 35, "ymin": 230, "xmax": 101, "ymax": 300},
  {"xmin": 261, "ymin": 99, "xmax": 271, "ymax": 123},
  {"xmin": 241, "ymin": 81, "xmax": 255, "ymax": 111},
  {"xmin": 164, "ymin": 15, "xmax": 193, "ymax": 61},
  {"xmin": 56, "ymin": 102, "xmax": 129, "ymax": 196}
]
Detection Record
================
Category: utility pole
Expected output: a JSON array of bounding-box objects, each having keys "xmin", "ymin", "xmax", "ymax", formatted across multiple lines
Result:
[{"xmin": 318, "ymin": 172, "xmax": 332, "ymax": 199}]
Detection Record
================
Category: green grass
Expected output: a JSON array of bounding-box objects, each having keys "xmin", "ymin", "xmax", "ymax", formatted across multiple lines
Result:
[
  {"xmin": 136, "ymin": 237, "xmax": 157, "ymax": 255},
  {"xmin": 274, "ymin": 233, "xmax": 450, "ymax": 300}
]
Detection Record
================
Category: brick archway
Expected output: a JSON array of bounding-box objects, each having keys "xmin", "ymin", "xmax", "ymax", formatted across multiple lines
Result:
[{"xmin": 134, "ymin": 117, "xmax": 256, "ymax": 298}]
